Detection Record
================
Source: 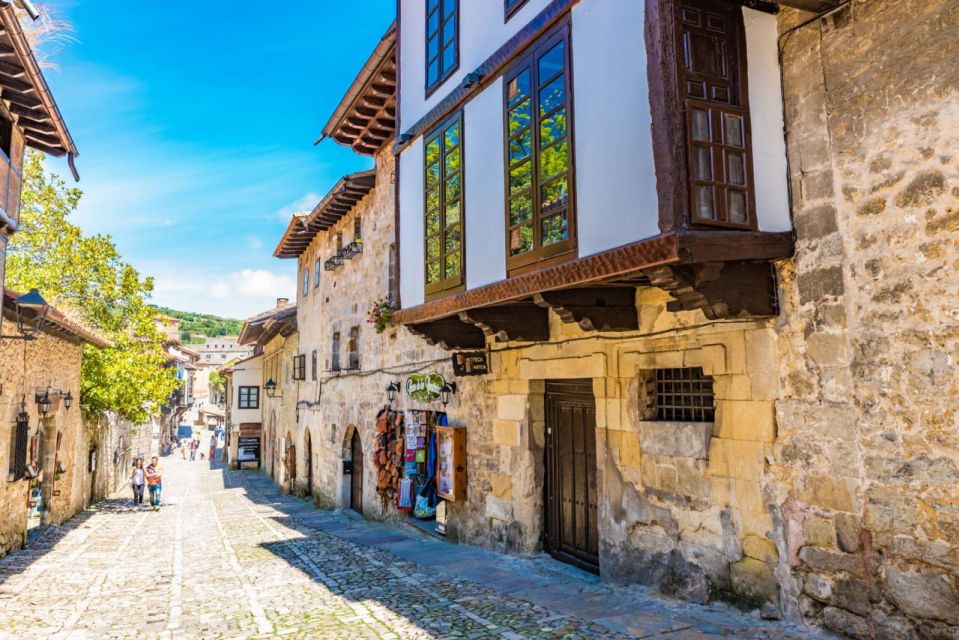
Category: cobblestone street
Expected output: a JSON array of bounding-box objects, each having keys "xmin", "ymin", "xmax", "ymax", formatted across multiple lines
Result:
[{"xmin": 0, "ymin": 455, "xmax": 831, "ymax": 639}]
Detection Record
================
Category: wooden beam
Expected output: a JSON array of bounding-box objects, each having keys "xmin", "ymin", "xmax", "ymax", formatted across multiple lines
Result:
[
  {"xmin": 0, "ymin": 59, "xmax": 24, "ymax": 77},
  {"xmin": 407, "ymin": 317, "xmax": 486, "ymax": 350},
  {"xmin": 648, "ymin": 262, "xmax": 778, "ymax": 319},
  {"xmin": 458, "ymin": 304, "xmax": 550, "ymax": 342},
  {"xmin": 532, "ymin": 287, "xmax": 639, "ymax": 332},
  {"xmin": 0, "ymin": 73, "xmax": 34, "ymax": 95}
]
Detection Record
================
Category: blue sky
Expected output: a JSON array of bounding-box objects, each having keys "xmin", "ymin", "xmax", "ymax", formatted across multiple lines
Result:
[{"xmin": 40, "ymin": 0, "xmax": 395, "ymax": 318}]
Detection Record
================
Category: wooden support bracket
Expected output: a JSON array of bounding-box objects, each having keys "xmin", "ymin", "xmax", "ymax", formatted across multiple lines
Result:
[
  {"xmin": 532, "ymin": 287, "xmax": 639, "ymax": 332},
  {"xmin": 648, "ymin": 262, "xmax": 778, "ymax": 319},
  {"xmin": 458, "ymin": 304, "xmax": 550, "ymax": 343}
]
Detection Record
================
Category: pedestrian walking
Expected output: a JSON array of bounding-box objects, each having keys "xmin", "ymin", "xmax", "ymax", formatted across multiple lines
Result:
[
  {"xmin": 180, "ymin": 441, "xmax": 187, "ymax": 459},
  {"xmin": 131, "ymin": 458, "xmax": 145, "ymax": 506},
  {"xmin": 189, "ymin": 439, "xmax": 197, "ymax": 461},
  {"xmin": 208, "ymin": 436, "xmax": 216, "ymax": 462},
  {"xmin": 145, "ymin": 456, "xmax": 163, "ymax": 510}
]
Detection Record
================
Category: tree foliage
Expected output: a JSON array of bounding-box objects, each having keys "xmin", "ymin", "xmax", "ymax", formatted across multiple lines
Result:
[
  {"xmin": 5, "ymin": 151, "xmax": 179, "ymax": 423},
  {"xmin": 151, "ymin": 305, "xmax": 242, "ymax": 342}
]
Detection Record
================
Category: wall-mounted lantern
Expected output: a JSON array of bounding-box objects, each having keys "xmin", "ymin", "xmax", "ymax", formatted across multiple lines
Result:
[
  {"xmin": 264, "ymin": 379, "xmax": 277, "ymax": 398},
  {"xmin": 439, "ymin": 381, "xmax": 458, "ymax": 406},
  {"xmin": 37, "ymin": 391, "xmax": 51, "ymax": 416},
  {"xmin": 2, "ymin": 288, "xmax": 49, "ymax": 340},
  {"xmin": 63, "ymin": 391, "xmax": 73, "ymax": 410},
  {"xmin": 386, "ymin": 381, "xmax": 401, "ymax": 403}
]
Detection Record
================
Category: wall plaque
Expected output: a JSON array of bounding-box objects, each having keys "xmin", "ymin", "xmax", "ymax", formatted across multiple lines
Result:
[
  {"xmin": 406, "ymin": 372, "xmax": 445, "ymax": 402},
  {"xmin": 451, "ymin": 351, "xmax": 489, "ymax": 377}
]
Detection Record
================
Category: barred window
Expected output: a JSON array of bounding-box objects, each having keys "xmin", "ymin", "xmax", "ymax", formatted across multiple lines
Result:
[
  {"xmin": 653, "ymin": 367, "xmax": 715, "ymax": 422},
  {"xmin": 8, "ymin": 411, "xmax": 28, "ymax": 480}
]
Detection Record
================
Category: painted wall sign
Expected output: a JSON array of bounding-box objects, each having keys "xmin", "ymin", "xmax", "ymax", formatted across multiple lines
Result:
[
  {"xmin": 451, "ymin": 351, "xmax": 489, "ymax": 377},
  {"xmin": 406, "ymin": 372, "xmax": 445, "ymax": 402}
]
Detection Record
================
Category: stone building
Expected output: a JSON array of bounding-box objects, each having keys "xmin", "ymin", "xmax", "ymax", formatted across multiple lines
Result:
[
  {"xmin": 0, "ymin": 289, "xmax": 110, "ymax": 556},
  {"xmin": 256, "ymin": 1, "xmax": 958, "ymax": 637},
  {"xmin": 195, "ymin": 335, "xmax": 252, "ymax": 366},
  {"xmin": 220, "ymin": 352, "xmax": 263, "ymax": 469}
]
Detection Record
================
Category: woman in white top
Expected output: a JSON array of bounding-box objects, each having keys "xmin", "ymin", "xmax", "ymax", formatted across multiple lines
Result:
[{"xmin": 131, "ymin": 458, "xmax": 146, "ymax": 506}]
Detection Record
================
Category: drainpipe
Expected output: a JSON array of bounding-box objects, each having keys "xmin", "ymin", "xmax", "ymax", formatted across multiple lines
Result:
[{"xmin": 15, "ymin": 0, "xmax": 39, "ymax": 21}]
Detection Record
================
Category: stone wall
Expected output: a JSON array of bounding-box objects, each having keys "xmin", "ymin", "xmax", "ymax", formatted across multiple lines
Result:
[
  {"xmin": 261, "ymin": 329, "xmax": 299, "ymax": 490},
  {"xmin": 768, "ymin": 1, "xmax": 959, "ymax": 636},
  {"xmin": 0, "ymin": 332, "xmax": 84, "ymax": 556}
]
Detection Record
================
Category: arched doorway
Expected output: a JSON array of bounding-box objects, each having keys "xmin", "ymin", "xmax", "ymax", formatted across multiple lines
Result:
[
  {"xmin": 267, "ymin": 410, "xmax": 276, "ymax": 475},
  {"xmin": 285, "ymin": 432, "xmax": 296, "ymax": 495},
  {"xmin": 349, "ymin": 429, "xmax": 363, "ymax": 514},
  {"xmin": 303, "ymin": 430, "xmax": 313, "ymax": 497}
]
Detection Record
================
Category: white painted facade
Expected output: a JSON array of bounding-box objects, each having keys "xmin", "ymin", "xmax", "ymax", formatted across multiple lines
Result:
[
  {"xmin": 397, "ymin": 0, "xmax": 791, "ymax": 307},
  {"xmin": 229, "ymin": 354, "xmax": 263, "ymax": 427}
]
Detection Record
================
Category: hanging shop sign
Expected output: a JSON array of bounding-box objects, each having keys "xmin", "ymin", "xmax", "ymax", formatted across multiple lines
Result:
[
  {"xmin": 237, "ymin": 436, "xmax": 261, "ymax": 463},
  {"xmin": 406, "ymin": 372, "xmax": 445, "ymax": 403},
  {"xmin": 451, "ymin": 351, "xmax": 489, "ymax": 377}
]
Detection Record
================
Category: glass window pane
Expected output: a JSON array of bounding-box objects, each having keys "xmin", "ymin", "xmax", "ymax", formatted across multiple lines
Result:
[
  {"xmin": 443, "ymin": 0, "xmax": 455, "ymax": 17},
  {"xmin": 446, "ymin": 198, "xmax": 460, "ymax": 225},
  {"xmin": 427, "ymin": 259, "xmax": 441, "ymax": 284},
  {"xmin": 510, "ymin": 160, "xmax": 532, "ymax": 195},
  {"xmin": 541, "ymin": 176, "xmax": 568, "ymax": 214},
  {"xmin": 427, "ymin": 35, "xmax": 439, "ymax": 60},
  {"xmin": 445, "ymin": 252, "xmax": 461, "ymax": 280},
  {"xmin": 510, "ymin": 194, "xmax": 532, "ymax": 226},
  {"xmin": 539, "ymin": 75, "xmax": 566, "ymax": 116},
  {"xmin": 445, "ymin": 225, "xmax": 461, "ymax": 252},
  {"xmin": 724, "ymin": 113, "xmax": 744, "ymax": 147},
  {"xmin": 427, "ymin": 235, "xmax": 440, "ymax": 259},
  {"xmin": 692, "ymin": 109, "xmax": 710, "ymax": 141},
  {"xmin": 538, "ymin": 41, "xmax": 565, "ymax": 82},
  {"xmin": 509, "ymin": 130, "xmax": 532, "ymax": 164},
  {"xmin": 445, "ymin": 175, "xmax": 461, "ymax": 202},
  {"xmin": 427, "ymin": 0, "xmax": 439, "ymax": 13},
  {"xmin": 540, "ymin": 107, "xmax": 567, "ymax": 148},
  {"xmin": 443, "ymin": 14, "xmax": 456, "ymax": 42},
  {"xmin": 729, "ymin": 190, "xmax": 748, "ymax": 223},
  {"xmin": 540, "ymin": 140, "xmax": 569, "ymax": 182},
  {"xmin": 426, "ymin": 207, "xmax": 441, "ymax": 234},
  {"xmin": 442, "ymin": 42, "xmax": 456, "ymax": 71},
  {"xmin": 507, "ymin": 70, "xmax": 530, "ymax": 107},
  {"xmin": 509, "ymin": 99, "xmax": 531, "ymax": 136},
  {"xmin": 510, "ymin": 224, "xmax": 533, "ymax": 256},
  {"xmin": 727, "ymin": 152, "xmax": 745, "ymax": 185},
  {"xmin": 694, "ymin": 146, "xmax": 712, "ymax": 181},
  {"xmin": 426, "ymin": 137, "xmax": 440, "ymax": 167},
  {"xmin": 427, "ymin": 60, "xmax": 439, "ymax": 87},
  {"xmin": 426, "ymin": 186, "xmax": 440, "ymax": 213},
  {"xmin": 427, "ymin": 10, "xmax": 439, "ymax": 35},
  {"xmin": 444, "ymin": 123, "xmax": 461, "ymax": 149},
  {"xmin": 445, "ymin": 147, "xmax": 460, "ymax": 177},
  {"xmin": 695, "ymin": 185, "xmax": 715, "ymax": 219},
  {"xmin": 541, "ymin": 213, "xmax": 569, "ymax": 246}
]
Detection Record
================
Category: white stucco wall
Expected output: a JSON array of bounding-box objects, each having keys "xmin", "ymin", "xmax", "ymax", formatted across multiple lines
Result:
[
  {"xmin": 464, "ymin": 80, "xmax": 507, "ymax": 289},
  {"xmin": 399, "ymin": 136, "xmax": 426, "ymax": 308},
  {"xmin": 399, "ymin": 0, "xmax": 552, "ymax": 132},
  {"xmin": 743, "ymin": 7, "xmax": 791, "ymax": 233},
  {"xmin": 572, "ymin": 0, "xmax": 659, "ymax": 256},
  {"xmin": 231, "ymin": 356, "xmax": 263, "ymax": 426}
]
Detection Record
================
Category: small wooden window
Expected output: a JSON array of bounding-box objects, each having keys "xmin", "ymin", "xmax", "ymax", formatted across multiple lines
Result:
[
  {"xmin": 353, "ymin": 216, "xmax": 362, "ymax": 244},
  {"xmin": 424, "ymin": 112, "xmax": 464, "ymax": 299},
  {"xmin": 313, "ymin": 258, "xmax": 321, "ymax": 288},
  {"xmin": 348, "ymin": 326, "xmax": 360, "ymax": 370},
  {"xmin": 331, "ymin": 332, "xmax": 341, "ymax": 372},
  {"xmin": 677, "ymin": 0, "xmax": 755, "ymax": 228},
  {"xmin": 292, "ymin": 354, "xmax": 306, "ymax": 381},
  {"xmin": 504, "ymin": 25, "xmax": 575, "ymax": 275},
  {"xmin": 311, "ymin": 350, "xmax": 318, "ymax": 381},
  {"xmin": 238, "ymin": 386, "xmax": 259, "ymax": 410},
  {"xmin": 426, "ymin": 0, "xmax": 459, "ymax": 95},
  {"xmin": 505, "ymin": 0, "xmax": 529, "ymax": 20},
  {"xmin": 301, "ymin": 269, "xmax": 309, "ymax": 296},
  {"xmin": 8, "ymin": 411, "xmax": 28, "ymax": 480},
  {"xmin": 652, "ymin": 368, "xmax": 714, "ymax": 422}
]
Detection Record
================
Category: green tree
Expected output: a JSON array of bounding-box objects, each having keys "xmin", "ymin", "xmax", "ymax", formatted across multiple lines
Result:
[{"xmin": 5, "ymin": 151, "xmax": 179, "ymax": 423}]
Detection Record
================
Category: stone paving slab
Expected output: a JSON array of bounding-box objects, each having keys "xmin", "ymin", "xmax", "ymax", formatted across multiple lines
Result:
[{"xmin": 0, "ymin": 455, "xmax": 836, "ymax": 639}]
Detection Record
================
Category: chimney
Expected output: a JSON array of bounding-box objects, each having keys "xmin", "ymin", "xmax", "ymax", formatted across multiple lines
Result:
[{"xmin": 276, "ymin": 298, "xmax": 290, "ymax": 308}]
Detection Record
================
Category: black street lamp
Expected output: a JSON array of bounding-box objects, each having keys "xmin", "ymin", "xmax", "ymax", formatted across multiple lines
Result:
[
  {"xmin": 264, "ymin": 379, "xmax": 277, "ymax": 398},
  {"xmin": 63, "ymin": 391, "xmax": 73, "ymax": 410},
  {"xmin": 2, "ymin": 288, "xmax": 49, "ymax": 340},
  {"xmin": 386, "ymin": 381, "xmax": 400, "ymax": 403},
  {"xmin": 37, "ymin": 392, "xmax": 52, "ymax": 416},
  {"xmin": 439, "ymin": 382, "xmax": 458, "ymax": 406}
]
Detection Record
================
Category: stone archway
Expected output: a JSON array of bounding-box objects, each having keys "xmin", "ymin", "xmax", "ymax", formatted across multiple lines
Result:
[
  {"xmin": 341, "ymin": 424, "xmax": 362, "ymax": 513},
  {"xmin": 267, "ymin": 410, "xmax": 276, "ymax": 476},
  {"xmin": 284, "ymin": 431, "xmax": 295, "ymax": 495}
]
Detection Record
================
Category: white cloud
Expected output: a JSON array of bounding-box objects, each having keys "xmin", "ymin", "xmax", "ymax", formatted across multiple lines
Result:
[
  {"xmin": 149, "ymin": 265, "xmax": 295, "ymax": 319},
  {"xmin": 246, "ymin": 235, "xmax": 263, "ymax": 250},
  {"xmin": 274, "ymin": 192, "xmax": 319, "ymax": 223}
]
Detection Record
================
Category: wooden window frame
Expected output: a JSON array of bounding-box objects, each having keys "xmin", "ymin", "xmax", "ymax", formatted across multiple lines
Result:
[
  {"xmin": 505, "ymin": 0, "xmax": 529, "ymax": 21},
  {"xmin": 347, "ymin": 326, "xmax": 360, "ymax": 371},
  {"xmin": 674, "ymin": 0, "xmax": 756, "ymax": 230},
  {"xmin": 238, "ymin": 386, "xmax": 259, "ymax": 410},
  {"xmin": 426, "ymin": 0, "xmax": 460, "ymax": 97},
  {"xmin": 331, "ymin": 332, "xmax": 341, "ymax": 372},
  {"xmin": 313, "ymin": 257, "xmax": 321, "ymax": 288},
  {"xmin": 8, "ymin": 411, "xmax": 28, "ymax": 480},
  {"xmin": 301, "ymin": 268, "xmax": 309, "ymax": 297},
  {"xmin": 503, "ymin": 22, "xmax": 577, "ymax": 276},
  {"xmin": 423, "ymin": 111, "xmax": 466, "ymax": 301},
  {"xmin": 292, "ymin": 354, "xmax": 306, "ymax": 381},
  {"xmin": 311, "ymin": 350, "xmax": 318, "ymax": 381}
]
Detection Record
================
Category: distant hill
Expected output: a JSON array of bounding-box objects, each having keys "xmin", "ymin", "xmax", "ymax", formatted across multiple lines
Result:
[{"xmin": 152, "ymin": 306, "xmax": 243, "ymax": 344}]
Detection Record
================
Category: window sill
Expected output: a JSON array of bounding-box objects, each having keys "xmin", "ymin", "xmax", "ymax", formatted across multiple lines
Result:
[{"xmin": 637, "ymin": 421, "xmax": 713, "ymax": 460}]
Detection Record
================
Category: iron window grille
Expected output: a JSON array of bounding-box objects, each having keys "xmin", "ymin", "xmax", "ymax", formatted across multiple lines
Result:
[
  {"xmin": 9, "ymin": 411, "xmax": 28, "ymax": 480},
  {"xmin": 652, "ymin": 367, "xmax": 715, "ymax": 422},
  {"xmin": 342, "ymin": 240, "xmax": 363, "ymax": 259},
  {"xmin": 324, "ymin": 256, "xmax": 340, "ymax": 272}
]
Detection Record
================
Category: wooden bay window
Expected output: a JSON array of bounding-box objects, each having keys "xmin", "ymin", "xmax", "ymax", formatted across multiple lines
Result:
[
  {"xmin": 503, "ymin": 25, "xmax": 575, "ymax": 275},
  {"xmin": 424, "ymin": 112, "xmax": 464, "ymax": 299},
  {"xmin": 677, "ymin": 0, "xmax": 755, "ymax": 228}
]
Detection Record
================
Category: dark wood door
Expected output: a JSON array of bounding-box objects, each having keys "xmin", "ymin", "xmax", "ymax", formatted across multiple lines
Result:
[
  {"xmin": 350, "ymin": 430, "xmax": 363, "ymax": 514},
  {"xmin": 544, "ymin": 379, "xmax": 599, "ymax": 572},
  {"xmin": 304, "ymin": 435, "xmax": 312, "ymax": 496}
]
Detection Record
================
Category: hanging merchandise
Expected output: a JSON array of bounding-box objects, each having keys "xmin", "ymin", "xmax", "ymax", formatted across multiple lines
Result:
[
  {"xmin": 373, "ymin": 409, "xmax": 405, "ymax": 504},
  {"xmin": 397, "ymin": 477, "xmax": 414, "ymax": 511}
]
